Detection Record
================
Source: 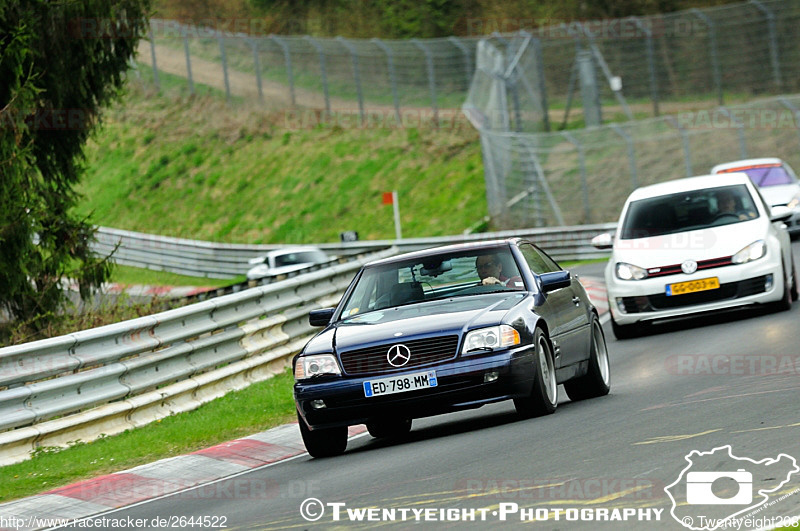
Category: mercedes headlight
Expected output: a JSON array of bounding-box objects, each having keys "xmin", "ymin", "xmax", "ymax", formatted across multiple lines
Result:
[
  {"xmin": 787, "ymin": 192, "xmax": 800, "ymax": 210},
  {"xmin": 732, "ymin": 240, "xmax": 766, "ymax": 264},
  {"xmin": 294, "ymin": 354, "xmax": 341, "ymax": 380},
  {"xmin": 615, "ymin": 262, "xmax": 648, "ymax": 281},
  {"xmin": 462, "ymin": 325, "xmax": 521, "ymax": 354}
]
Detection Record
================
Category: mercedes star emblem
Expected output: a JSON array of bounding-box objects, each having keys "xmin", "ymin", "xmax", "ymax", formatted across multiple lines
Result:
[{"xmin": 387, "ymin": 344, "xmax": 411, "ymax": 367}]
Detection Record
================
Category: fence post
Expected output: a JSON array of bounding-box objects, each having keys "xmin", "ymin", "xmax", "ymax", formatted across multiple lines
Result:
[
  {"xmin": 632, "ymin": 17, "xmax": 659, "ymax": 116},
  {"xmin": 666, "ymin": 116, "xmax": 693, "ymax": 177},
  {"xmin": 371, "ymin": 39, "xmax": 402, "ymax": 123},
  {"xmin": 336, "ymin": 37, "xmax": 365, "ymax": 126},
  {"xmin": 611, "ymin": 124, "xmax": 639, "ymax": 190},
  {"xmin": 448, "ymin": 36, "xmax": 473, "ymax": 89},
  {"xmin": 148, "ymin": 21, "xmax": 160, "ymax": 90},
  {"xmin": 304, "ymin": 36, "xmax": 331, "ymax": 115},
  {"xmin": 750, "ymin": 0, "xmax": 782, "ymax": 91},
  {"xmin": 690, "ymin": 9, "xmax": 723, "ymax": 106},
  {"xmin": 270, "ymin": 36, "xmax": 296, "ymax": 108},
  {"xmin": 181, "ymin": 25, "xmax": 194, "ymax": 94},
  {"xmin": 561, "ymin": 132, "xmax": 591, "ymax": 223},
  {"xmin": 412, "ymin": 39, "xmax": 439, "ymax": 127},
  {"xmin": 718, "ymin": 107, "xmax": 748, "ymax": 159},
  {"xmin": 217, "ymin": 35, "xmax": 232, "ymax": 102},
  {"xmin": 250, "ymin": 38, "xmax": 264, "ymax": 103},
  {"xmin": 779, "ymin": 98, "xmax": 800, "ymax": 150}
]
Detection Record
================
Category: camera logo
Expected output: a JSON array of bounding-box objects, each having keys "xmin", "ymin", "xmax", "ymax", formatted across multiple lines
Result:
[
  {"xmin": 665, "ymin": 445, "xmax": 799, "ymax": 530},
  {"xmin": 686, "ymin": 469, "xmax": 752, "ymax": 505}
]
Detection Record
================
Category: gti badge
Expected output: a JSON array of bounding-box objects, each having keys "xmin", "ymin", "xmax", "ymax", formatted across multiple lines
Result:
[
  {"xmin": 681, "ymin": 260, "xmax": 698, "ymax": 274},
  {"xmin": 387, "ymin": 344, "xmax": 411, "ymax": 367}
]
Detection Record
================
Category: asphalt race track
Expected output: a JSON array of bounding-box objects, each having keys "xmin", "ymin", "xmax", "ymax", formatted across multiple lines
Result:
[{"xmin": 52, "ymin": 241, "xmax": 800, "ymax": 530}]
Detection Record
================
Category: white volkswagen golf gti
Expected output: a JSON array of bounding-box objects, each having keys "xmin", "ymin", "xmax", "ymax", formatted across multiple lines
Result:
[{"xmin": 592, "ymin": 173, "xmax": 797, "ymax": 339}]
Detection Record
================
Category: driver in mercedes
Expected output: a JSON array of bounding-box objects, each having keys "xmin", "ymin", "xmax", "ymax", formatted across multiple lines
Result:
[{"xmin": 475, "ymin": 254, "xmax": 523, "ymax": 288}]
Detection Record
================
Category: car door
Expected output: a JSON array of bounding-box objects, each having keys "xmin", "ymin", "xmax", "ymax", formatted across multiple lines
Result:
[{"xmin": 519, "ymin": 243, "xmax": 590, "ymax": 368}]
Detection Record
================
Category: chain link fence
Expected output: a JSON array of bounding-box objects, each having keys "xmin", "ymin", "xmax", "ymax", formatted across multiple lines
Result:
[
  {"xmin": 471, "ymin": 94, "xmax": 800, "ymax": 228},
  {"xmin": 134, "ymin": 0, "xmax": 800, "ymax": 122}
]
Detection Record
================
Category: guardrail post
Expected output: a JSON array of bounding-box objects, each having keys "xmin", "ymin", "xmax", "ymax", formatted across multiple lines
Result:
[
  {"xmin": 336, "ymin": 37, "xmax": 365, "ymax": 126},
  {"xmin": 448, "ymin": 36, "xmax": 473, "ymax": 89},
  {"xmin": 269, "ymin": 36, "xmax": 296, "ymax": 107},
  {"xmin": 632, "ymin": 17, "xmax": 659, "ymax": 116},
  {"xmin": 666, "ymin": 116, "xmax": 693, "ymax": 177},
  {"xmin": 412, "ymin": 39, "xmax": 439, "ymax": 127},
  {"xmin": 750, "ymin": 0, "xmax": 782, "ymax": 91},
  {"xmin": 181, "ymin": 25, "xmax": 194, "ymax": 94},
  {"xmin": 691, "ymin": 9, "xmax": 723, "ymax": 106},
  {"xmin": 304, "ymin": 36, "xmax": 331, "ymax": 115},
  {"xmin": 779, "ymin": 98, "xmax": 800, "ymax": 150},
  {"xmin": 561, "ymin": 132, "xmax": 592, "ymax": 223},
  {"xmin": 371, "ymin": 39, "xmax": 402, "ymax": 123},
  {"xmin": 148, "ymin": 21, "xmax": 160, "ymax": 90},
  {"xmin": 610, "ymin": 124, "xmax": 639, "ymax": 190},
  {"xmin": 250, "ymin": 38, "xmax": 264, "ymax": 103},
  {"xmin": 217, "ymin": 35, "xmax": 232, "ymax": 102},
  {"xmin": 718, "ymin": 107, "xmax": 748, "ymax": 159}
]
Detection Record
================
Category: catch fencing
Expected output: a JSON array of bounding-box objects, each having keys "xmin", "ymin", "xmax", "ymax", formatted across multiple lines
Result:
[
  {"xmin": 0, "ymin": 248, "xmax": 395, "ymax": 465},
  {"xmin": 132, "ymin": 0, "xmax": 800, "ymax": 122},
  {"xmin": 467, "ymin": 93, "xmax": 800, "ymax": 227}
]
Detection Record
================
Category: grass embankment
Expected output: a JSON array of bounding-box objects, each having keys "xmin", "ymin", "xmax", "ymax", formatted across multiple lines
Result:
[
  {"xmin": 0, "ymin": 370, "xmax": 295, "ymax": 502},
  {"xmin": 77, "ymin": 71, "xmax": 486, "ymax": 245}
]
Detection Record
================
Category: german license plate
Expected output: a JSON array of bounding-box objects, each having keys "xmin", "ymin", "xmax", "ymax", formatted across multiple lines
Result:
[
  {"xmin": 665, "ymin": 277, "xmax": 720, "ymax": 296},
  {"xmin": 364, "ymin": 371, "xmax": 438, "ymax": 397}
]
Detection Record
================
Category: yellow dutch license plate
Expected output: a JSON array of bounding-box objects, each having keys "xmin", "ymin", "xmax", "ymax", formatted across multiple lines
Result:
[{"xmin": 665, "ymin": 277, "xmax": 720, "ymax": 296}]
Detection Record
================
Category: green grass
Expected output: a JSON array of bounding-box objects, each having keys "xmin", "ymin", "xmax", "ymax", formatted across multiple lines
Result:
[
  {"xmin": 0, "ymin": 369, "xmax": 296, "ymax": 503},
  {"xmin": 109, "ymin": 264, "xmax": 244, "ymax": 287},
  {"xmin": 76, "ymin": 73, "xmax": 487, "ymax": 245}
]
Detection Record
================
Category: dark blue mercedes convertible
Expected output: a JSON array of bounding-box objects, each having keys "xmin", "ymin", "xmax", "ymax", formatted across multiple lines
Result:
[{"xmin": 293, "ymin": 239, "xmax": 610, "ymax": 457}]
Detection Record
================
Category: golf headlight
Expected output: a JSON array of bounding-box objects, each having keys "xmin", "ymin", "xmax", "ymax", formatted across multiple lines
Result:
[
  {"xmin": 294, "ymin": 354, "xmax": 341, "ymax": 380},
  {"xmin": 732, "ymin": 240, "xmax": 766, "ymax": 264},
  {"xmin": 462, "ymin": 325, "xmax": 520, "ymax": 354},
  {"xmin": 615, "ymin": 262, "xmax": 648, "ymax": 281}
]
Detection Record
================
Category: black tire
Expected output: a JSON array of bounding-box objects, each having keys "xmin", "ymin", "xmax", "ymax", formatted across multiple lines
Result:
[
  {"xmin": 297, "ymin": 412, "xmax": 347, "ymax": 458},
  {"xmin": 514, "ymin": 327, "xmax": 558, "ymax": 419},
  {"xmin": 772, "ymin": 264, "xmax": 792, "ymax": 312},
  {"xmin": 610, "ymin": 313, "xmax": 642, "ymax": 340},
  {"xmin": 564, "ymin": 315, "xmax": 611, "ymax": 401},
  {"xmin": 791, "ymin": 259, "xmax": 798, "ymax": 302},
  {"xmin": 366, "ymin": 418, "xmax": 412, "ymax": 439}
]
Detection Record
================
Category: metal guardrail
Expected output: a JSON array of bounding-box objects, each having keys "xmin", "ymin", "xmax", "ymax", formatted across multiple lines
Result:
[
  {"xmin": 0, "ymin": 248, "xmax": 397, "ymax": 465},
  {"xmin": 93, "ymin": 223, "xmax": 616, "ymax": 279}
]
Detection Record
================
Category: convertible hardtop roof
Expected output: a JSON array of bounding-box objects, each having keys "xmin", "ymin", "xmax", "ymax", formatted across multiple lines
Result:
[{"xmin": 366, "ymin": 238, "xmax": 523, "ymax": 267}]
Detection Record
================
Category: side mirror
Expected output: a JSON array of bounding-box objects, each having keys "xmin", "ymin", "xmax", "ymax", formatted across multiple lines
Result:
[
  {"xmin": 770, "ymin": 205, "xmax": 793, "ymax": 223},
  {"xmin": 540, "ymin": 270, "xmax": 571, "ymax": 293},
  {"xmin": 591, "ymin": 233, "xmax": 614, "ymax": 249},
  {"xmin": 309, "ymin": 308, "xmax": 336, "ymax": 327}
]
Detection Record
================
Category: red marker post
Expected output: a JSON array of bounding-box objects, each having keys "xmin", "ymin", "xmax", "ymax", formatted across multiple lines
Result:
[{"xmin": 383, "ymin": 191, "xmax": 402, "ymax": 240}]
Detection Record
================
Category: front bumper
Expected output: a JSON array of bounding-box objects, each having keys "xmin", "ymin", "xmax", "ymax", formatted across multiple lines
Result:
[
  {"xmin": 606, "ymin": 258, "xmax": 785, "ymax": 325},
  {"xmin": 295, "ymin": 347, "xmax": 535, "ymax": 430}
]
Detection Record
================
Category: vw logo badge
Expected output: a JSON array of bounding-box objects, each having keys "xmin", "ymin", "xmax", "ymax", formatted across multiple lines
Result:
[
  {"xmin": 387, "ymin": 344, "xmax": 411, "ymax": 367},
  {"xmin": 681, "ymin": 260, "xmax": 698, "ymax": 274}
]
